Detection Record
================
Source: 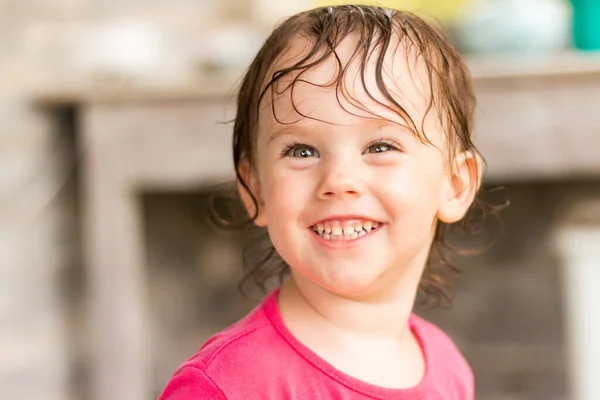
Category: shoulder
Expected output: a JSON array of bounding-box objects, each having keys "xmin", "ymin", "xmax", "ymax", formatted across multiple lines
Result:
[
  {"xmin": 159, "ymin": 292, "xmax": 298, "ymax": 399},
  {"xmin": 410, "ymin": 314, "xmax": 461, "ymax": 350},
  {"xmin": 184, "ymin": 309, "xmax": 275, "ymax": 372},
  {"xmin": 159, "ymin": 365, "xmax": 227, "ymax": 400},
  {"xmin": 159, "ymin": 307, "xmax": 274, "ymax": 399},
  {"xmin": 411, "ymin": 314, "xmax": 467, "ymax": 360},
  {"xmin": 410, "ymin": 314, "xmax": 474, "ymax": 397}
]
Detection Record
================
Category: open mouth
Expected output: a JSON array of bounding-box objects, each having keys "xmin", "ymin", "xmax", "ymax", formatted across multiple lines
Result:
[{"xmin": 311, "ymin": 219, "xmax": 381, "ymax": 241}]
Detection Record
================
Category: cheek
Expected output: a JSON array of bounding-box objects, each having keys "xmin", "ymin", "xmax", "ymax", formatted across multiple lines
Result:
[
  {"xmin": 378, "ymin": 159, "xmax": 445, "ymax": 217},
  {"xmin": 262, "ymin": 169, "xmax": 309, "ymax": 223}
]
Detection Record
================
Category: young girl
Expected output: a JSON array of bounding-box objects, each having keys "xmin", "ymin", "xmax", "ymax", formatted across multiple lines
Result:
[{"xmin": 160, "ymin": 5, "xmax": 482, "ymax": 399}]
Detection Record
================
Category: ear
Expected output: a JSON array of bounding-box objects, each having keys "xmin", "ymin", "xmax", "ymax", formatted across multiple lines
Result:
[
  {"xmin": 237, "ymin": 159, "xmax": 267, "ymax": 227},
  {"xmin": 437, "ymin": 150, "xmax": 482, "ymax": 224}
]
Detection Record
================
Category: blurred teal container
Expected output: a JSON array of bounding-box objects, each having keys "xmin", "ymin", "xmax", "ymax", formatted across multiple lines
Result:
[{"xmin": 571, "ymin": 0, "xmax": 600, "ymax": 50}]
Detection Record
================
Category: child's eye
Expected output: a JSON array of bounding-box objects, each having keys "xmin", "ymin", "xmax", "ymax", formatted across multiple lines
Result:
[
  {"xmin": 364, "ymin": 140, "xmax": 400, "ymax": 154},
  {"xmin": 281, "ymin": 143, "xmax": 320, "ymax": 158}
]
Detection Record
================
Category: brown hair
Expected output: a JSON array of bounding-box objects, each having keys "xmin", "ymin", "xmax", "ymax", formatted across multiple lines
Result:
[{"xmin": 219, "ymin": 5, "xmax": 504, "ymax": 306}]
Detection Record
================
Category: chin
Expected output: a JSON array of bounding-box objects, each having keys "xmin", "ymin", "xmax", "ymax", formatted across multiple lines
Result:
[{"xmin": 314, "ymin": 269, "xmax": 386, "ymax": 298}]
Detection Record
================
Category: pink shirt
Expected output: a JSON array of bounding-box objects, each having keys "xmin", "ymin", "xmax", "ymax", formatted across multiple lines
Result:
[{"xmin": 159, "ymin": 290, "xmax": 474, "ymax": 400}]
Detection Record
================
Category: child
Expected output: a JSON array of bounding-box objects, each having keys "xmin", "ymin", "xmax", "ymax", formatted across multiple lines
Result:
[{"xmin": 160, "ymin": 5, "xmax": 482, "ymax": 399}]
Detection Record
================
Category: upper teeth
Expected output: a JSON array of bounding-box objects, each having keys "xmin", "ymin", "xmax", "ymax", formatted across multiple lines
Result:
[{"xmin": 312, "ymin": 219, "xmax": 379, "ymax": 240}]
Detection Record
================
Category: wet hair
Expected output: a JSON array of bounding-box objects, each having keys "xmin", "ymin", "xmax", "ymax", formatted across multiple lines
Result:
[{"xmin": 216, "ymin": 5, "xmax": 506, "ymax": 306}]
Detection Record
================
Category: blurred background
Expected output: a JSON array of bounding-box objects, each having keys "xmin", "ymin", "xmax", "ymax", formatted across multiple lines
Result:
[{"xmin": 1, "ymin": 0, "xmax": 600, "ymax": 399}]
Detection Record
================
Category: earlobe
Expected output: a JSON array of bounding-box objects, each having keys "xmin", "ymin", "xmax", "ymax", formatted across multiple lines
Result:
[
  {"xmin": 437, "ymin": 151, "xmax": 482, "ymax": 224},
  {"xmin": 237, "ymin": 160, "xmax": 267, "ymax": 227}
]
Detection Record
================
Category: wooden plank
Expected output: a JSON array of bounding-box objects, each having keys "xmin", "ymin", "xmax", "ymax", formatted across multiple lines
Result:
[
  {"xmin": 474, "ymin": 74, "xmax": 600, "ymax": 182},
  {"xmin": 71, "ymin": 75, "xmax": 600, "ymax": 184},
  {"xmin": 30, "ymin": 52, "xmax": 600, "ymax": 106},
  {"xmin": 95, "ymin": 100, "xmax": 236, "ymax": 188},
  {"xmin": 555, "ymin": 198, "xmax": 600, "ymax": 400},
  {"xmin": 81, "ymin": 107, "xmax": 150, "ymax": 400},
  {"xmin": 80, "ymin": 99, "xmax": 234, "ymax": 400}
]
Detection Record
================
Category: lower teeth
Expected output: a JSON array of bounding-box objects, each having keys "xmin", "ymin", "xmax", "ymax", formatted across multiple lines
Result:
[{"xmin": 315, "ymin": 228, "xmax": 372, "ymax": 240}]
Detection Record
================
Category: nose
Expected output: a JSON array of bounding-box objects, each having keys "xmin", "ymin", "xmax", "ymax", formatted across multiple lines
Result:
[{"xmin": 316, "ymin": 157, "xmax": 364, "ymax": 200}]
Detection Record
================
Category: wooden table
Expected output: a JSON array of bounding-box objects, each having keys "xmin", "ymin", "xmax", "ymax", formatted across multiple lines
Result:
[{"xmin": 34, "ymin": 52, "xmax": 600, "ymax": 400}]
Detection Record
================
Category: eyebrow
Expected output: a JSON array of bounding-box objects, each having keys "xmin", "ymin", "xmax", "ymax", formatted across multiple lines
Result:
[
  {"xmin": 373, "ymin": 121, "xmax": 417, "ymax": 137},
  {"xmin": 267, "ymin": 125, "xmax": 306, "ymax": 144}
]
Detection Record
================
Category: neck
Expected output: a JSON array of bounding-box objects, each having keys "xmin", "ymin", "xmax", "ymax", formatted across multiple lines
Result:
[{"xmin": 279, "ymin": 262, "xmax": 424, "ymax": 341}]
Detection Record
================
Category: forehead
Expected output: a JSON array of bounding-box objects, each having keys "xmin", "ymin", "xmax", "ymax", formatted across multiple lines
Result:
[{"xmin": 258, "ymin": 32, "xmax": 436, "ymax": 134}]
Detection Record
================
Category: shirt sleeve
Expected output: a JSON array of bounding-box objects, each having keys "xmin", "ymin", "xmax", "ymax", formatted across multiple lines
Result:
[
  {"xmin": 466, "ymin": 365, "xmax": 475, "ymax": 400},
  {"xmin": 158, "ymin": 366, "xmax": 227, "ymax": 400}
]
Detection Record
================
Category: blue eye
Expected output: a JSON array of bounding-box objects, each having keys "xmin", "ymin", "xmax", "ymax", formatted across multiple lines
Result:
[{"xmin": 282, "ymin": 143, "xmax": 320, "ymax": 158}]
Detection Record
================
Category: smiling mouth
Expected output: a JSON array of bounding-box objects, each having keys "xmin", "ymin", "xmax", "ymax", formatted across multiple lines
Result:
[{"xmin": 311, "ymin": 219, "xmax": 381, "ymax": 241}]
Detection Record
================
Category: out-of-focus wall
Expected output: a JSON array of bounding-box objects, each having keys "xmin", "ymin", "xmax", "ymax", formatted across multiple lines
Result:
[
  {"xmin": 0, "ymin": 0, "xmax": 224, "ymax": 91},
  {"xmin": 0, "ymin": 101, "xmax": 71, "ymax": 399},
  {"xmin": 0, "ymin": 2, "xmax": 224, "ymax": 399}
]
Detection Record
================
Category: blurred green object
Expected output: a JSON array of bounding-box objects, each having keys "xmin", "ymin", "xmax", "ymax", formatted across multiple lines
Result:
[{"xmin": 571, "ymin": 0, "xmax": 600, "ymax": 50}]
